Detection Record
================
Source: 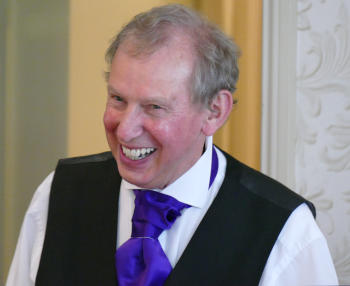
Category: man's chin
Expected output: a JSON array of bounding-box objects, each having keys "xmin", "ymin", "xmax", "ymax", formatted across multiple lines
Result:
[{"xmin": 118, "ymin": 168, "xmax": 154, "ymax": 188}]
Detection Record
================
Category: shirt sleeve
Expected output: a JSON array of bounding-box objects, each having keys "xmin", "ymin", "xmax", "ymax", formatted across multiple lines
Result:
[
  {"xmin": 5, "ymin": 172, "xmax": 54, "ymax": 286},
  {"xmin": 259, "ymin": 203, "xmax": 338, "ymax": 286}
]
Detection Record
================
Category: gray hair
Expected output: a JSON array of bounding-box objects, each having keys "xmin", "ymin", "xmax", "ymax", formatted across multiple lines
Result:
[{"xmin": 105, "ymin": 4, "xmax": 240, "ymax": 108}]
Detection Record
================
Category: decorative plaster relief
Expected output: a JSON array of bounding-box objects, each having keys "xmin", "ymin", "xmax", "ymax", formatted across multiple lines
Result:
[
  {"xmin": 296, "ymin": 0, "xmax": 350, "ymax": 283},
  {"xmin": 299, "ymin": 181, "xmax": 334, "ymax": 234}
]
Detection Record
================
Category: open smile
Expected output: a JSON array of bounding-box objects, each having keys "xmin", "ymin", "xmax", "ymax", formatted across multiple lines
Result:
[{"xmin": 121, "ymin": 145, "xmax": 156, "ymax": 161}]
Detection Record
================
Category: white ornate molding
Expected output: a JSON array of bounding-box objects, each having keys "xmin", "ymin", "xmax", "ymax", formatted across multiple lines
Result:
[
  {"xmin": 262, "ymin": 0, "xmax": 350, "ymax": 283},
  {"xmin": 261, "ymin": 0, "xmax": 298, "ymax": 189}
]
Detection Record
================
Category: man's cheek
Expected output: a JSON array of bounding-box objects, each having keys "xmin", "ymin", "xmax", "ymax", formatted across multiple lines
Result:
[
  {"xmin": 103, "ymin": 111, "xmax": 117, "ymax": 132},
  {"xmin": 151, "ymin": 121, "xmax": 172, "ymax": 139}
]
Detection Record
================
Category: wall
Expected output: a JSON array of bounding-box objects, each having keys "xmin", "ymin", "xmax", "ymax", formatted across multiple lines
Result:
[
  {"xmin": 0, "ymin": 0, "xmax": 7, "ymax": 282},
  {"xmin": 1, "ymin": 0, "xmax": 69, "ymax": 282},
  {"xmin": 262, "ymin": 0, "xmax": 350, "ymax": 283},
  {"xmin": 296, "ymin": 0, "xmax": 350, "ymax": 283}
]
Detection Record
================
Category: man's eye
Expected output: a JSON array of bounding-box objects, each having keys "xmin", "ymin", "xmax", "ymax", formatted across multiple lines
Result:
[
  {"xmin": 113, "ymin": 95, "xmax": 123, "ymax": 102},
  {"xmin": 110, "ymin": 95, "xmax": 125, "ymax": 103},
  {"xmin": 151, "ymin": 104, "xmax": 162, "ymax": 110}
]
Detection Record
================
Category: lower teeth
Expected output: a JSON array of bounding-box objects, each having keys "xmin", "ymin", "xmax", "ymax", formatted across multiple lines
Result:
[
  {"xmin": 125, "ymin": 150, "xmax": 155, "ymax": 160},
  {"xmin": 130, "ymin": 154, "xmax": 147, "ymax": 160}
]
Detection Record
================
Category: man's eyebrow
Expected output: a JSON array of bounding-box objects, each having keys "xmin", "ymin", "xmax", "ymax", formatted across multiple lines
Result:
[
  {"xmin": 107, "ymin": 86, "xmax": 122, "ymax": 95},
  {"xmin": 143, "ymin": 97, "xmax": 169, "ymax": 105}
]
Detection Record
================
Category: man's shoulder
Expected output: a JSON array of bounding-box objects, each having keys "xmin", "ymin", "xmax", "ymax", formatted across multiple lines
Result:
[
  {"xmin": 51, "ymin": 151, "xmax": 120, "ymax": 193},
  {"xmin": 58, "ymin": 151, "xmax": 114, "ymax": 166},
  {"xmin": 218, "ymin": 148, "xmax": 315, "ymax": 216},
  {"xmin": 53, "ymin": 151, "xmax": 118, "ymax": 183},
  {"xmin": 218, "ymin": 147, "xmax": 288, "ymax": 192}
]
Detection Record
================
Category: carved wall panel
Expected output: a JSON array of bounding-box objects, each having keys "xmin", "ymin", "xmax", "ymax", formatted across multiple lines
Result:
[{"xmin": 296, "ymin": 0, "xmax": 350, "ymax": 283}]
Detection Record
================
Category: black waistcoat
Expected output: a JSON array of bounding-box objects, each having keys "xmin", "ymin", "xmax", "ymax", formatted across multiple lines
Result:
[{"xmin": 35, "ymin": 150, "xmax": 315, "ymax": 286}]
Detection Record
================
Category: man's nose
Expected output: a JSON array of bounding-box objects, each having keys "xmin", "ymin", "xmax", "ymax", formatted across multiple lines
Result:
[{"xmin": 117, "ymin": 106, "xmax": 143, "ymax": 143}]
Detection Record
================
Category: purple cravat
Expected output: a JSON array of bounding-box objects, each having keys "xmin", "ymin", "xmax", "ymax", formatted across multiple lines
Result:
[
  {"xmin": 115, "ymin": 147, "xmax": 218, "ymax": 286},
  {"xmin": 115, "ymin": 190, "xmax": 189, "ymax": 286}
]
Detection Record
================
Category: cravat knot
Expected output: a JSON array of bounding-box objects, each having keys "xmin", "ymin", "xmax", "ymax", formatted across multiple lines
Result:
[
  {"xmin": 116, "ymin": 190, "xmax": 189, "ymax": 286},
  {"xmin": 131, "ymin": 190, "xmax": 189, "ymax": 239}
]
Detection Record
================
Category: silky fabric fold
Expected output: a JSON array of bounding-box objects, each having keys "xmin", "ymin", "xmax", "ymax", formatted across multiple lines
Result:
[{"xmin": 115, "ymin": 190, "xmax": 189, "ymax": 286}]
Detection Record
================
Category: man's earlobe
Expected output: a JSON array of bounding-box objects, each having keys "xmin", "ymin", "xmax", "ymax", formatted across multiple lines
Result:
[{"xmin": 202, "ymin": 90, "xmax": 233, "ymax": 136}]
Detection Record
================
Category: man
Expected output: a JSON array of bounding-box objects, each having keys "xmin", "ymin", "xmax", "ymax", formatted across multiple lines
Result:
[{"xmin": 6, "ymin": 4, "xmax": 338, "ymax": 286}]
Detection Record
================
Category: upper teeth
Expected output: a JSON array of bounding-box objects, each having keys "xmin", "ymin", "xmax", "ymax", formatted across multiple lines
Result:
[{"xmin": 122, "ymin": 146, "xmax": 155, "ymax": 160}]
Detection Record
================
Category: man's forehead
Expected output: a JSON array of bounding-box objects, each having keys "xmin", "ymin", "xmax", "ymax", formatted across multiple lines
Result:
[
  {"xmin": 111, "ymin": 38, "xmax": 195, "ymax": 83},
  {"xmin": 107, "ymin": 34, "xmax": 201, "ymax": 107},
  {"xmin": 117, "ymin": 31, "xmax": 195, "ymax": 61}
]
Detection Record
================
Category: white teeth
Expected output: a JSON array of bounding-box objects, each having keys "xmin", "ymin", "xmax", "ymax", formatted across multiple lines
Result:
[{"xmin": 122, "ymin": 146, "xmax": 156, "ymax": 160}]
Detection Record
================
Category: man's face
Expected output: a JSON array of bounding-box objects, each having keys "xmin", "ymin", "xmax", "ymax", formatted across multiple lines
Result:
[{"xmin": 104, "ymin": 41, "xmax": 210, "ymax": 189}]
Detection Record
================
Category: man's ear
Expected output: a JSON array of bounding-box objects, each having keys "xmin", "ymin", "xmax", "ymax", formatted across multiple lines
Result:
[{"xmin": 202, "ymin": 89, "xmax": 233, "ymax": 136}]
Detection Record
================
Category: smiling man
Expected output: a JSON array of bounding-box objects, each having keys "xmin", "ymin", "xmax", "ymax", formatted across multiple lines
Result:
[
  {"xmin": 6, "ymin": 4, "xmax": 338, "ymax": 286},
  {"xmin": 104, "ymin": 36, "xmax": 212, "ymax": 189}
]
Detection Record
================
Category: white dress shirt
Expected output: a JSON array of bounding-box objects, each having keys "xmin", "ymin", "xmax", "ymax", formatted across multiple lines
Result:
[{"xmin": 6, "ymin": 137, "xmax": 338, "ymax": 286}]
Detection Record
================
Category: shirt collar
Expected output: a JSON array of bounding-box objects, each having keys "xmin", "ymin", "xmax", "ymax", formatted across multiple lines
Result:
[{"xmin": 123, "ymin": 136, "xmax": 214, "ymax": 209}]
